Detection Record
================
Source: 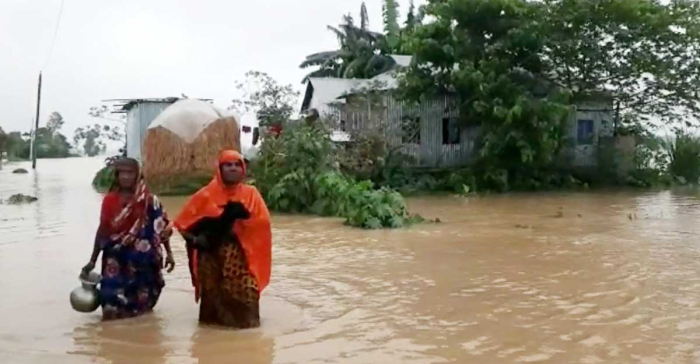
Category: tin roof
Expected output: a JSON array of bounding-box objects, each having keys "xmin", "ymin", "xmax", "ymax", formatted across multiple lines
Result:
[
  {"xmin": 301, "ymin": 78, "xmax": 365, "ymax": 111},
  {"xmin": 102, "ymin": 97, "xmax": 213, "ymax": 113}
]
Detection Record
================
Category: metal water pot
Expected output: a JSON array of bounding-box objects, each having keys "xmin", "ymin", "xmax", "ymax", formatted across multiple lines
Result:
[{"xmin": 70, "ymin": 271, "xmax": 101, "ymax": 313}]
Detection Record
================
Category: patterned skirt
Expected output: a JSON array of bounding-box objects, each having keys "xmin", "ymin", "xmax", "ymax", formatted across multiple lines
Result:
[
  {"xmin": 197, "ymin": 239, "xmax": 260, "ymax": 328},
  {"xmin": 99, "ymin": 242, "xmax": 164, "ymax": 321}
]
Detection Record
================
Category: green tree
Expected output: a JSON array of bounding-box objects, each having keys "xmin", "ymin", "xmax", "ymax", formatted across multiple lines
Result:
[
  {"xmin": 383, "ymin": 0, "xmax": 401, "ymax": 50},
  {"xmin": 5, "ymin": 132, "xmax": 29, "ymax": 159},
  {"xmin": 24, "ymin": 111, "xmax": 72, "ymax": 158},
  {"xmin": 401, "ymin": 0, "xmax": 572, "ymax": 190},
  {"xmin": 88, "ymin": 105, "xmax": 127, "ymax": 155},
  {"xmin": 73, "ymin": 123, "xmax": 117, "ymax": 157},
  {"xmin": 538, "ymin": 0, "xmax": 700, "ymax": 134},
  {"xmin": 0, "ymin": 127, "xmax": 7, "ymax": 157},
  {"xmin": 405, "ymin": 0, "xmax": 417, "ymax": 29},
  {"xmin": 34, "ymin": 127, "xmax": 71, "ymax": 158},
  {"xmin": 230, "ymin": 71, "xmax": 300, "ymax": 127},
  {"xmin": 300, "ymin": 2, "xmax": 397, "ymax": 81},
  {"xmin": 46, "ymin": 112, "xmax": 65, "ymax": 135}
]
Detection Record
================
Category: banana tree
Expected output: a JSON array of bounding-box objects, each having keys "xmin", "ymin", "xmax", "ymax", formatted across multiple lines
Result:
[{"xmin": 300, "ymin": 2, "xmax": 398, "ymax": 82}]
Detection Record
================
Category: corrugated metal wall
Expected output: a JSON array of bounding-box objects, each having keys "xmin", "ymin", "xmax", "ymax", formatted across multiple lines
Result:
[
  {"xmin": 341, "ymin": 95, "xmax": 476, "ymax": 167},
  {"xmin": 126, "ymin": 102, "xmax": 174, "ymax": 160},
  {"xmin": 339, "ymin": 95, "xmax": 613, "ymax": 168}
]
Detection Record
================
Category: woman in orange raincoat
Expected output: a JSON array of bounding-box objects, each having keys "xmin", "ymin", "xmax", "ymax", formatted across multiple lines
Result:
[{"xmin": 174, "ymin": 150, "xmax": 271, "ymax": 328}]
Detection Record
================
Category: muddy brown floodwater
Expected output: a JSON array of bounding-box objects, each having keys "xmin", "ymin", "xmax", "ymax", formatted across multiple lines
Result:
[{"xmin": 2, "ymin": 158, "xmax": 700, "ymax": 363}]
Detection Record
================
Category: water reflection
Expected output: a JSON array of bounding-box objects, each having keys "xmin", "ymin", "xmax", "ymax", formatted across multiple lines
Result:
[
  {"xmin": 190, "ymin": 327, "xmax": 274, "ymax": 364},
  {"xmin": 71, "ymin": 315, "xmax": 170, "ymax": 364}
]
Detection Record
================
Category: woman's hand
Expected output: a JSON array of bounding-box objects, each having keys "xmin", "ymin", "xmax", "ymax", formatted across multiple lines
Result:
[
  {"xmin": 161, "ymin": 222, "xmax": 174, "ymax": 240},
  {"xmin": 164, "ymin": 253, "xmax": 176, "ymax": 273},
  {"xmin": 81, "ymin": 261, "xmax": 96, "ymax": 278}
]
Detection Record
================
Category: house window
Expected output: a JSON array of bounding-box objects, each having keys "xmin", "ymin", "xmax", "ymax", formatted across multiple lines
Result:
[
  {"xmin": 577, "ymin": 119, "xmax": 594, "ymax": 145},
  {"xmin": 402, "ymin": 116, "xmax": 421, "ymax": 144},
  {"xmin": 340, "ymin": 119, "xmax": 347, "ymax": 131},
  {"xmin": 442, "ymin": 117, "xmax": 460, "ymax": 145},
  {"xmin": 252, "ymin": 127, "xmax": 260, "ymax": 146}
]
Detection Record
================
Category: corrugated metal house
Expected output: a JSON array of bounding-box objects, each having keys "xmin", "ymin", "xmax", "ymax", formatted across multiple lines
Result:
[
  {"xmin": 109, "ymin": 97, "xmax": 213, "ymax": 160},
  {"xmin": 109, "ymin": 98, "xmax": 179, "ymax": 160},
  {"xmin": 301, "ymin": 56, "xmax": 614, "ymax": 168}
]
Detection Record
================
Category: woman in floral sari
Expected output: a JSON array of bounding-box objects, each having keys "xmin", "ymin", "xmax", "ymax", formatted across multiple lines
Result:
[
  {"xmin": 174, "ymin": 150, "xmax": 272, "ymax": 328},
  {"xmin": 81, "ymin": 157, "xmax": 175, "ymax": 320}
]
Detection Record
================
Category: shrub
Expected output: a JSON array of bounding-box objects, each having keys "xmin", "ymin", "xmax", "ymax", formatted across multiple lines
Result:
[
  {"xmin": 250, "ymin": 122, "xmax": 419, "ymax": 229},
  {"xmin": 665, "ymin": 129, "xmax": 700, "ymax": 184}
]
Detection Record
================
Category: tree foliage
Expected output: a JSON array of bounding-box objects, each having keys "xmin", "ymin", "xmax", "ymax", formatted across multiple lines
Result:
[
  {"xmin": 664, "ymin": 129, "xmax": 700, "ymax": 184},
  {"xmin": 538, "ymin": 0, "xmax": 700, "ymax": 133},
  {"xmin": 402, "ymin": 0, "xmax": 573, "ymax": 190},
  {"xmin": 0, "ymin": 131, "xmax": 30, "ymax": 159},
  {"xmin": 46, "ymin": 112, "xmax": 64, "ymax": 136},
  {"xmin": 299, "ymin": 3, "xmax": 398, "ymax": 81},
  {"xmin": 87, "ymin": 105, "xmax": 127, "ymax": 155},
  {"xmin": 75, "ymin": 112, "xmax": 125, "ymax": 157},
  {"xmin": 230, "ymin": 71, "xmax": 299, "ymax": 127},
  {"xmin": 405, "ymin": 0, "xmax": 417, "ymax": 29},
  {"xmin": 383, "ymin": 0, "xmax": 401, "ymax": 50},
  {"xmin": 250, "ymin": 122, "xmax": 420, "ymax": 229},
  {"xmin": 400, "ymin": 0, "xmax": 700, "ymax": 190},
  {"xmin": 0, "ymin": 127, "xmax": 7, "ymax": 157}
]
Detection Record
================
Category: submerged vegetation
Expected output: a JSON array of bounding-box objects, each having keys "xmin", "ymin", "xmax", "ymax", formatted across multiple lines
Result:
[
  {"xmin": 3, "ymin": 194, "xmax": 38, "ymax": 205},
  {"xmin": 250, "ymin": 123, "xmax": 421, "ymax": 229}
]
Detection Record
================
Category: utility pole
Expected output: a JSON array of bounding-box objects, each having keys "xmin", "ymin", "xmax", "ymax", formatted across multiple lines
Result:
[
  {"xmin": 28, "ymin": 117, "xmax": 34, "ymax": 164},
  {"xmin": 32, "ymin": 72, "xmax": 42, "ymax": 169}
]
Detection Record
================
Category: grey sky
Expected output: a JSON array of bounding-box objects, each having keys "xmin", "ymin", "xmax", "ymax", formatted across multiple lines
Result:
[{"xmin": 1, "ymin": 0, "xmax": 423, "ymax": 136}]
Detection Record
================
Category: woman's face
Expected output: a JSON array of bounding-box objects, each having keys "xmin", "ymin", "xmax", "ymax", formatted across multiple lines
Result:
[
  {"xmin": 220, "ymin": 161, "xmax": 244, "ymax": 185},
  {"xmin": 117, "ymin": 169, "xmax": 137, "ymax": 190}
]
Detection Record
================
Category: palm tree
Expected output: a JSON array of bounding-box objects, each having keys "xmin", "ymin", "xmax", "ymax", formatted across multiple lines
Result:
[{"xmin": 300, "ymin": 2, "xmax": 397, "ymax": 82}]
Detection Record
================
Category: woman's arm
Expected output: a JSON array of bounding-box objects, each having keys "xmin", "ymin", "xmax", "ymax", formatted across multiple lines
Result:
[
  {"xmin": 88, "ymin": 232, "xmax": 102, "ymax": 264},
  {"xmin": 82, "ymin": 193, "xmax": 115, "ymax": 276},
  {"xmin": 81, "ymin": 225, "xmax": 105, "ymax": 276},
  {"xmin": 161, "ymin": 223, "xmax": 176, "ymax": 273}
]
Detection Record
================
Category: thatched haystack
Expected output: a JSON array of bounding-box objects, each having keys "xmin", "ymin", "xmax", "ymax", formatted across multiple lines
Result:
[{"xmin": 142, "ymin": 99, "xmax": 240, "ymax": 192}]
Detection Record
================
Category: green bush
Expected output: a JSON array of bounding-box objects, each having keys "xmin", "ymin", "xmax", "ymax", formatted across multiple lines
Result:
[
  {"xmin": 665, "ymin": 129, "xmax": 700, "ymax": 184},
  {"xmin": 155, "ymin": 175, "xmax": 211, "ymax": 196},
  {"xmin": 250, "ymin": 122, "xmax": 419, "ymax": 229},
  {"xmin": 626, "ymin": 134, "xmax": 672, "ymax": 187},
  {"xmin": 92, "ymin": 165, "xmax": 114, "ymax": 192}
]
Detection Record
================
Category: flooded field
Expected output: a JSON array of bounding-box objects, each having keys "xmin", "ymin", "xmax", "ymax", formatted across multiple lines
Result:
[{"xmin": 2, "ymin": 158, "xmax": 700, "ymax": 363}]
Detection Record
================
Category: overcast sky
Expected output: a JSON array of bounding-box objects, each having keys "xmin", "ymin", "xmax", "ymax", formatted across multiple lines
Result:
[{"xmin": 1, "ymin": 0, "xmax": 423, "ymax": 136}]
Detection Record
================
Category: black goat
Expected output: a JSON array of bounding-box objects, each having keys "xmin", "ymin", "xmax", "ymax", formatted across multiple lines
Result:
[{"xmin": 187, "ymin": 201, "xmax": 250, "ymax": 251}]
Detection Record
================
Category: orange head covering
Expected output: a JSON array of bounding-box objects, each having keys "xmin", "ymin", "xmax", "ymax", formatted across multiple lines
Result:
[{"xmin": 174, "ymin": 150, "xmax": 272, "ymax": 301}]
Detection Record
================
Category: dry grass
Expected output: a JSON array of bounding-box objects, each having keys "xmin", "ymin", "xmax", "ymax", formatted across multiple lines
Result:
[{"xmin": 142, "ymin": 116, "xmax": 241, "ymax": 193}]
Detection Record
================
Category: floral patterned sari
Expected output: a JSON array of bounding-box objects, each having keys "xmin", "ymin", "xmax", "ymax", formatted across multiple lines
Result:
[{"xmin": 98, "ymin": 179, "xmax": 170, "ymax": 320}]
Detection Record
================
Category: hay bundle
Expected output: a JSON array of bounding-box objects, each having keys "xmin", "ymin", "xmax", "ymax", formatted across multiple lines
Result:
[{"xmin": 142, "ymin": 100, "xmax": 240, "ymax": 192}]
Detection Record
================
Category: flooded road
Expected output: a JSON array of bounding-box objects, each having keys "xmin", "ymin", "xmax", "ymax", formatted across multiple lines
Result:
[{"xmin": 2, "ymin": 158, "xmax": 700, "ymax": 363}]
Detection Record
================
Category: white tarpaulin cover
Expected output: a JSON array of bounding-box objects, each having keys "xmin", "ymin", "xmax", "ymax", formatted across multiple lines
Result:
[{"xmin": 148, "ymin": 99, "xmax": 231, "ymax": 143}]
